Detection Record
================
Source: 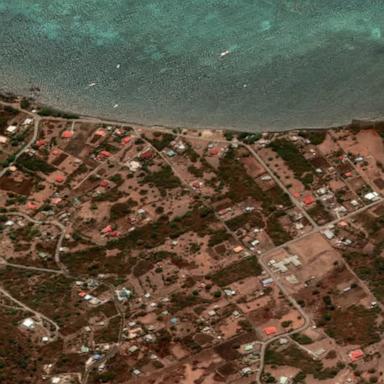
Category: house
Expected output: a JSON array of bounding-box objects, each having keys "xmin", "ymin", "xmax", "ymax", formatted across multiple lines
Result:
[
  {"xmin": 174, "ymin": 142, "xmax": 186, "ymax": 153},
  {"xmin": 0, "ymin": 135, "xmax": 8, "ymax": 144},
  {"xmin": 51, "ymin": 148, "xmax": 61, "ymax": 156},
  {"xmin": 271, "ymin": 255, "xmax": 301, "ymax": 273},
  {"xmin": 191, "ymin": 180, "xmax": 203, "ymax": 189},
  {"xmin": 303, "ymin": 195, "xmax": 315, "ymax": 206},
  {"xmin": 99, "ymin": 150, "xmax": 112, "ymax": 159},
  {"xmin": 242, "ymin": 343, "xmax": 254, "ymax": 353},
  {"xmin": 51, "ymin": 197, "xmax": 62, "ymax": 205},
  {"xmin": 99, "ymin": 180, "xmax": 109, "ymax": 188},
  {"xmin": 241, "ymin": 367, "xmax": 252, "ymax": 376},
  {"xmin": 261, "ymin": 277, "xmax": 273, "ymax": 287},
  {"xmin": 233, "ymin": 245, "xmax": 244, "ymax": 254},
  {"xmin": 209, "ymin": 147, "xmax": 220, "ymax": 156},
  {"xmin": 21, "ymin": 318, "xmax": 35, "ymax": 330},
  {"xmin": 55, "ymin": 175, "xmax": 65, "ymax": 183},
  {"xmin": 264, "ymin": 326, "xmax": 277, "ymax": 336},
  {"xmin": 349, "ymin": 349, "xmax": 364, "ymax": 362},
  {"xmin": 36, "ymin": 139, "xmax": 46, "ymax": 147},
  {"xmin": 286, "ymin": 274, "xmax": 299, "ymax": 284},
  {"xmin": 6, "ymin": 125, "xmax": 17, "ymax": 134},
  {"xmin": 61, "ymin": 130, "xmax": 73, "ymax": 139},
  {"xmin": 224, "ymin": 288, "xmax": 236, "ymax": 297},
  {"xmin": 323, "ymin": 229, "xmax": 335, "ymax": 240},
  {"xmin": 26, "ymin": 202, "xmax": 38, "ymax": 210},
  {"xmin": 128, "ymin": 160, "xmax": 141, "ymax": 172},
  {"xmin": 122, "ymin": 136, "xmax": 132, "ymax": 144},
  {"xmin": 94, "ymin": 129, "xmax": 106, "ymax": 137},
  {"xmin": 166, "ymin": 149, "xmax": 176, "ymax": 157},
  {"xmin": 140, "ymin": 149, "xmax": 154, "ymax": 160},
  {"xmin": 116, "ymin": 288, "xmax": 132, "ymax": 302},
  {"xmin": 102, "ymin": 225, "xmax": 113, "ymax": 234},
  {"xmin": 128, "ymin": 345, "xmax": 139, "ymax": 353},
  {"xmin": 364, "ymin": 192, "xmax": 379, "ymax": 201}
]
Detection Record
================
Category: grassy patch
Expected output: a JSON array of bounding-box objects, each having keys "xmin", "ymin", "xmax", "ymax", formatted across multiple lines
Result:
[
  {"xmin": 307, "ymin": 201, "xmax": 333, "ymax": 225},
  {"xmin": 291, "ymin": 333, "xmax": 313, "ymax": 345},
  {"xmin": 218, "ymin": 147, "xmax": 291, "ymax": 211},
  {"xmin": 265, "ymin": 344, "xmax": 343, "ymax": 381},
  {"xmin": 225, "ymin": 211, "xmax": 264, "ymax": 231},
  {"xmin": 142, "ymin": 165, "xmax": 181, "ymax": 195},
  {"xmin": 266, "ymin": 213, "xmax": 292, "ymax": 245},
  {"xmin": 108, "ymin": 205, "xmax": 214, "ymax": 251},
  {"xmin": 62, "ymin": 247, "xmax": 137, "ymax": 277},
  {"xmin": 322, "ymin": 305, "xmax": 381, "ymax": 347},
  {"xmin": 170, "ymin": 292, "xmax": 210, "ymax": 313},
  {"xmin": 269, "ymin": 139, "xmax": 315, "ymax": 185},
  {"xmin": 299, "ymin": 131, "xmax": 326, "ymax": 145},
  {"xmin": 208, "ymin": 229, "xmax": 231, "ymax": 247},
  {"xmin": 343, "ymin": 250, "xmax": 384, "ymax": 302},
  {"xmin": 210, "ymin": 256, "xmax": 262, "ymax": 286},
  {"xmin": 110, "ymin": 199, "xmax": 137, "ymax": 220},
  {"xmin": 145, "ymin": 132, "xmax": 174, "ymax": 151},
  {"xmin": 37, "ymin": 106, "xmax": 78, "ymax": 119},
  {"xmin": 16, "ymin": 153, "xmax": 55, "ymax": 174}
]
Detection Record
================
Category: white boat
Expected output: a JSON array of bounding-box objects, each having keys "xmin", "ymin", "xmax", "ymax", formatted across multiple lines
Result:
[
  {"xmin": 88, "ymin": 82, "xmax": 97, "ymax": 87},
  {"xmin": 113, "ymin": 104, "xmax": 119, "ymax": 109},
  {"xmin": 220, "ymin": 50, "xmax": 230, "ymax": 58}
]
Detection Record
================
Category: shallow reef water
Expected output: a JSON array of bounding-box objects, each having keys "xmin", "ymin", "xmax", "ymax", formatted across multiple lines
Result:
[{"xmin": 1, "ymin": 0, "xmax": 384, "ymax": 131}]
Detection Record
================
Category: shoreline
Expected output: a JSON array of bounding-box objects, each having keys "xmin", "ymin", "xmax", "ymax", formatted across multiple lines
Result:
[{"xmin": 2, "ymin": 89, "xmax": 384, "ymax": 135}]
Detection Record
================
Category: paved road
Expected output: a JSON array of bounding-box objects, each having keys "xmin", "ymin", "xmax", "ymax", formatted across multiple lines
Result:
[{"xmin": 0, "ymin": 260, "xmax": 63, "ymax": 275}]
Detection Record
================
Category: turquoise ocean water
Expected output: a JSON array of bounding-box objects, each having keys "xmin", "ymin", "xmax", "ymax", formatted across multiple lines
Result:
[{"xmin": 0, "ymin": 1, "xmax": 384, "ymax": 131}]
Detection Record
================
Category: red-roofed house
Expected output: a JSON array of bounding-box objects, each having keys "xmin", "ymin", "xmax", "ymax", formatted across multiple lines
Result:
[
  {"xmin": 110, "ymin": 231, "xmax": 121, "ymax": 238},
  {"xmin": 349, "ymin": 349, "xmax": 364, "ymax": 362},
  {"xmin": 303, "ymin": 195, "xmax": 315, "ymax": 206},
  {"xmin": 78, "ymin": 291, "xmax": 87, "ymax": 298},
  {"xmin": 61, "ymin": 130, "xmax": 73, "ymax": 139},
  {"xmin": 263, "ymin": 326, "xmax": 277, "ymax": 336},
  {"xmin": 55, "ymin": 175, "xmax": 65, "ymax": 183},
  {"xmin": 99, "ymin": 150, "xmax": 112, "ymax": 158},
  {"xmin": 209, "ymin": 147, "xmax": 220, "ymax": 156},
  {"xmin": 102, "ymin": 225, "xmax": 113, "ymax": 234},
  {"xmin": 51, "ymin": 148, "xmax": 61, "ymax": 156},
  {"xmin": 122, "ymin": 136, "xmax": 132, "ymax": 144},
  {"xmin": 345, "ymin": 172, "xmax": 353, "ymax": 178},
  {"xmin": 140, "ymin": 150, "xmax": 154, "ymax": 160},
  {"xmin": 95, "ymin": 129, "xmax": 106, "ymax": 137},
  {"xmin": 99, "ymin": 180, "xmax": 109, "ymax": 188},
  {"xmin": 26, "ymin": 202, "xmax": 38, "ymax": 210},
  {"xmin": 36, "ymin": 139, "xmax": 46, "ymax": 148}
]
